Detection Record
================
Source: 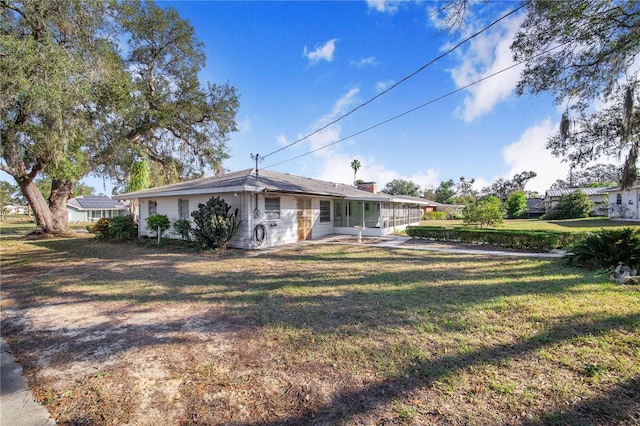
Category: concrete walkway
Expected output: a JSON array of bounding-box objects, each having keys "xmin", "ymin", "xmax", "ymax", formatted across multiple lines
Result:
[{"xmin": 1, "ymin": 338, "xmax": 56, "ymax": 426}]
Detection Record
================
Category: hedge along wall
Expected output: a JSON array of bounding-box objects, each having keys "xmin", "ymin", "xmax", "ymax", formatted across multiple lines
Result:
[{"xmin": 405, "ymin": 226, "xmax": 587, "ymax": 251}]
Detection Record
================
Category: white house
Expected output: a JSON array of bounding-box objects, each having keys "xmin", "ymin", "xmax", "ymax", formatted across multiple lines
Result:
[
  {"xmin": 543, "ymin": 187, "xmax": 609, "ymax": 216},
  {"xmin": 606, "ymin": 184, "xmax": 640, "ymax": 219},
  {"xmin": 113, "ymin": 168, "xmax": 434, "ymax": 249}
]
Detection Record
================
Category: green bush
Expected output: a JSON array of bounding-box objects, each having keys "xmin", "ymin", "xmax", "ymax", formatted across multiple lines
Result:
[
  {"xmin": 191, "ymin": 196, "xmax": 243, "ymax": 251},
  {"xmin": 543, "ymin": 190, "xmax": 594, "ymax": 220},
  {"xmin": 91, "ymin": 218, "xmax": 112, "ymax": 240},
  {"xmin": 423, "ymin": 211, "xmax": 446, "ymax": 220},
  {"xmin": 506, "ymin": 191, "xmax": 527, "ymax": 219},
  {"xmin": 146, "ymin": 214, "xmax": 171, "ymax": 239},
  {"xmin": 173, "ymin": 218, "xmax": 192, "ymax": 241},
  {"xmin": 109, "ymin": 216, "xmax": 137, "ymax": 242},
  {"xmin": 564, "ymin": 228, "xmax": 640, "ymax": 270},
  {"xmin": 406, "ymin": 226, "xmax": 584, "ymax": 251},
  {"xmin": 463, "ymin": 196, "xmax": 504, "ymax": 228}
]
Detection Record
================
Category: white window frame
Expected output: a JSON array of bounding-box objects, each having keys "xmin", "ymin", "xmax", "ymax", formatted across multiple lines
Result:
[
  {"xmin": 319, "ymin": 200, "xmax": 331, "ymax": 223},
  {"xmin": 264, "ymin": 197, "xmax": 281, "ymax": 219},
  {"xmin": 148, "ymin": 200, "xmax": 157, "ymax": 216},
  {"xmin": 178, "ymin": 199, "xmax": 189, "ymax": 220}
]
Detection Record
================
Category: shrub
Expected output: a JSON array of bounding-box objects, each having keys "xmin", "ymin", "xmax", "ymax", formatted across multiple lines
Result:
[
  {"xmin": 109, "ymin": 216, "xmax": 137, "ymax": 242},
  {"xmin": 146, "ymin": 214, "xmax": 171, "ymax": 239},
  {"xmin": 506, "ymin": 191, "xmax": 527, "ymax": 219},
  {"xmin": 543, "ymin": 190, "xmax": 594, "ymax": 220},
  {"xmin": 423, "ymin": 211, "xmax": 446, "ymax": 220},
  {"xmin": 406, "ymin": 226, "xmax": 584, "ymax": 251},
  {"xmin": 564, "ymin": 228, "xmax": 640, "ymax": 270},
  {"xmin": 173, "ymin": 218, "xmax": 192, "ymax": 241},
  {"xmin": 191, "ymin": 196, "xmax": 243, "ymax": 251},
  {"xmin": 463, "ymin": 196, "xmax": 504, "ymax": 228},
  {"xmin": 91, "ymin": 218, "xmax": 112, "ymax": 240}
]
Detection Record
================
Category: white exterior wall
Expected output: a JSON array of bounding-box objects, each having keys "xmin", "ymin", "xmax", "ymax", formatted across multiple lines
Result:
[
  {"xmin": 138, "ymin": 194, "xmax": 247, "ymax": 244},
  {"xmin": 135, "ymin": 192, "xmax": 421, "ymax": 248},
  {"xmin": 312, "ymin": 198, "xmax": 334, "ymax": 238},
  {"xmin": 607, "ymin": 190, "xmax": 640, "ymax": 219}
]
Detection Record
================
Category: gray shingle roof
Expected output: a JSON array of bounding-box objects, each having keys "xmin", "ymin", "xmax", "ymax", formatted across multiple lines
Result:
[
  {"xmin": 114, "ymin": 168, "xmax": 434, "ymax": 205},
  {"xmin": 68, "ymin": 196, "xmax": 128, "ymax": 211},
  {"xmin": 545, "ymin": 187, "xmax": 610, "ymax": 197}
]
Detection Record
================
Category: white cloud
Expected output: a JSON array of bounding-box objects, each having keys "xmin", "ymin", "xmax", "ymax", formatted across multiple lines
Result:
[
  {"xmin": 351, "ymin": 56, "xmax": 379, "ymax": 68},
  {"xmin": 367, "ymin": 0, "xmax": 400, "ymax": 13},
  {"xmin": 315, "ymin": 88, "xmax": 360, "ymax": 127},
  {"xmin": 501, "ymin": 119, "xmax": 570, "ymax": 194},
  {"xmin": 375, "ymin": 80, "xmax": 394, "ymax": 92},
  {"xmin": 303, "ymin": 39, "xmax": 338, "ymax": 65},
  {"xmin": 448, "ymin": 14, "xmax": 524, "ymax": 122},
  {"xmin": 237, "ymin": 115, "xmax": 252, "ymax": 134}
]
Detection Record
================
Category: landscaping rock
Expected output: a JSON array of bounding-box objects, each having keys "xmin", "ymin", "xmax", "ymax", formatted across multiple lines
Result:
[{"xmin": 611, "ymin": 264, "xmax": 640, "ymax": 285}]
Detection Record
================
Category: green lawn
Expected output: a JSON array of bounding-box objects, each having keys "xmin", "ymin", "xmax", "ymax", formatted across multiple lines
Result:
[
  {"xmin": 0, "ymin": 216, "xmax": 92, "ymax": 236},
  {"xmin": 420, "ymin": 217, "xmax": 640, "ymax": 232},
  {"xmin": 1, "ymin": 232, "xmax": 638, "ymax": 424}
]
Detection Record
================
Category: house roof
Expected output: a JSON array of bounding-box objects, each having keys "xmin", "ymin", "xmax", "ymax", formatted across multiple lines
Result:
[
  {"xmin": 545, "ymin": 187, "xmax": 610, "ymax": 198},
  {"xmin": 604, "ymin": 183, "xmax": 640, "ymax": 192},
  {"xmin": 526, "ymin": 198, "xmax": 545, "ymax": 211},
  {"xmin": 68, "ymin": 195, "xmax": 129, "ymax": 211},
  {"xmin": 113, "ymin": 168, "xmax": 435, "ymax": 205}
]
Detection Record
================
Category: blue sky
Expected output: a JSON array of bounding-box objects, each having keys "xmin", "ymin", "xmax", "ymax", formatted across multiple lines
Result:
[
  {"xmin": 16, "ymin": 0, "xmax": 608, "ymax": 195},
  {"xmin": 161, "ymin": 0, "xmax": 571, "ymax": 195}
]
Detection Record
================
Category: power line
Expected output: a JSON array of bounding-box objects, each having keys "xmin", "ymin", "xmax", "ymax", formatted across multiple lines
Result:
[
  {"xmin": 263, "ymin": 43, "xmax": 564, "ymax": 170},
  {"xmin": 260, "ymin": 4, "xmax": 525, "ymax": 161}
]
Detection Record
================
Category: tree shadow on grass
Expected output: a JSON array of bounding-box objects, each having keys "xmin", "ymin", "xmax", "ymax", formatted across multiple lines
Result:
[
  {"xmin": 252, "ymin": 313, "xmax": 640, "ymax": 426},
  {"xmin": 524, "ymin": 375, "xmax": 640, "ymax": 426},
  {"xmin": 2, "ymin": 237, "xmax": 637, "ymax": 424}
]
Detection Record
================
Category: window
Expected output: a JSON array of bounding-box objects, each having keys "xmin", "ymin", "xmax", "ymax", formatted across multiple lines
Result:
[
  {"xmin": 617, "ymin": 194, "xmax": 622, "ymax": 205},
  {"xmin": 319, "ymin": 200, "xmax": 331, "ymax": 223},
  {"xmin": 148, "ymin": 200, "xmax": 157, "ymax": 216},
  {"xmin": 265, "ymin": 197, "xmax": 280, "ymax": 219},
  {"xmin": 178, "ymin": 199, "xmax": 189, "ymax": 219}
]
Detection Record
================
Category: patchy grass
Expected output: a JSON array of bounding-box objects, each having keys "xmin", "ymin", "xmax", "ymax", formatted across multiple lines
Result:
[
  {"xmin": 1, "ymin": 235, "xmax": 639, "ymax": 425},
  {"xmin": 420, "ymin": 217, "xmax": 640, "ymax": 232}
]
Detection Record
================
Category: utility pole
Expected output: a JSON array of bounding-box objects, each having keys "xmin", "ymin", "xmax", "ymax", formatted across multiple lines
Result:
[{"xmin": 251, "ymin": 153, "xmax": 262, "ymax": 179}]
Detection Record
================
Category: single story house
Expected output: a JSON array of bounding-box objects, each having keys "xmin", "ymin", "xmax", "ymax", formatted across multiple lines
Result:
[
  {"xmin": 67, "ymin": 195, "xmax": 129, "ymax": 222},
  {"xmin": 543, "ymin": 187, "xmax": 609, "ymax": 216},
  {"xmin": 113, "ymin": 168, "xmax": 435, "ymax": 249},
  {"xmin": 606, "ymin": 184, "xmax": 640, "ymax": 220},
  {"xmin": 2, "ymin": 204, "xmax": 29, "ymax": 215}
]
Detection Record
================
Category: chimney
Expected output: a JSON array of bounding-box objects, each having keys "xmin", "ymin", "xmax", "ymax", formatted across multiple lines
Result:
[{"xmin": 356, "ymin": 182, "xmax": 377, "ymax": 193}]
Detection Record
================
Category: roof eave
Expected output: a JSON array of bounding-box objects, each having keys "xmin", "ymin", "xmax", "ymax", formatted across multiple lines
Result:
[{"xmin": 112, "ymin": 185, "xmax": 264, "ymax": 200}]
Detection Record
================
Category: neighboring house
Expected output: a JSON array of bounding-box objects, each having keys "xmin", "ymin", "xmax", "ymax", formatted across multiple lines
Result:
[
  {"xmin": 606, "ymin": 184, "xmax": 640, "ymax": 219},
  {"xmin": 113, "ymin": 168, "xmax": 435, "ymax": 249},
  {"xmin": 390, "ymin": 194, "xmax": 464, "ymax": 216},
  {"xmin": 67, "ymin": 195, "xmax": 129, "ymax": 222},
  {"xmin": 543, "ymin": 187, "xmax": 609, "ymax": 216},
  {"xmin": 525, "ymin": 198, "xmax": 545, "ymax": 218},
  {"xmin": 2, "ymin": 204, "xmax": 29, "ymax": 215}
]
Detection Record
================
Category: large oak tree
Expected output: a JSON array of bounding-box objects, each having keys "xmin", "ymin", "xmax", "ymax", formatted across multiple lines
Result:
[{"xmin": 0, "ymin": 0, "xmax": 239, "ymax": 234}]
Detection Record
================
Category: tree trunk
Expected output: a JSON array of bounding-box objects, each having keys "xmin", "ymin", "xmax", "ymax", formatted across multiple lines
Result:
[
  {"xmin": 16, "ymin": 178, "xmax": 55, "ymax": 233},
  {"xmin": 49, "ymin": 179, "xmax": 74, "ymax": 233}
]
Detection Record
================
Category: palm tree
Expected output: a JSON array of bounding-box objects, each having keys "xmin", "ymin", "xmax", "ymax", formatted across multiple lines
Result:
[{"xmin": 350, "ymin": 159, "xmax": 361, "ymax": 185}]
